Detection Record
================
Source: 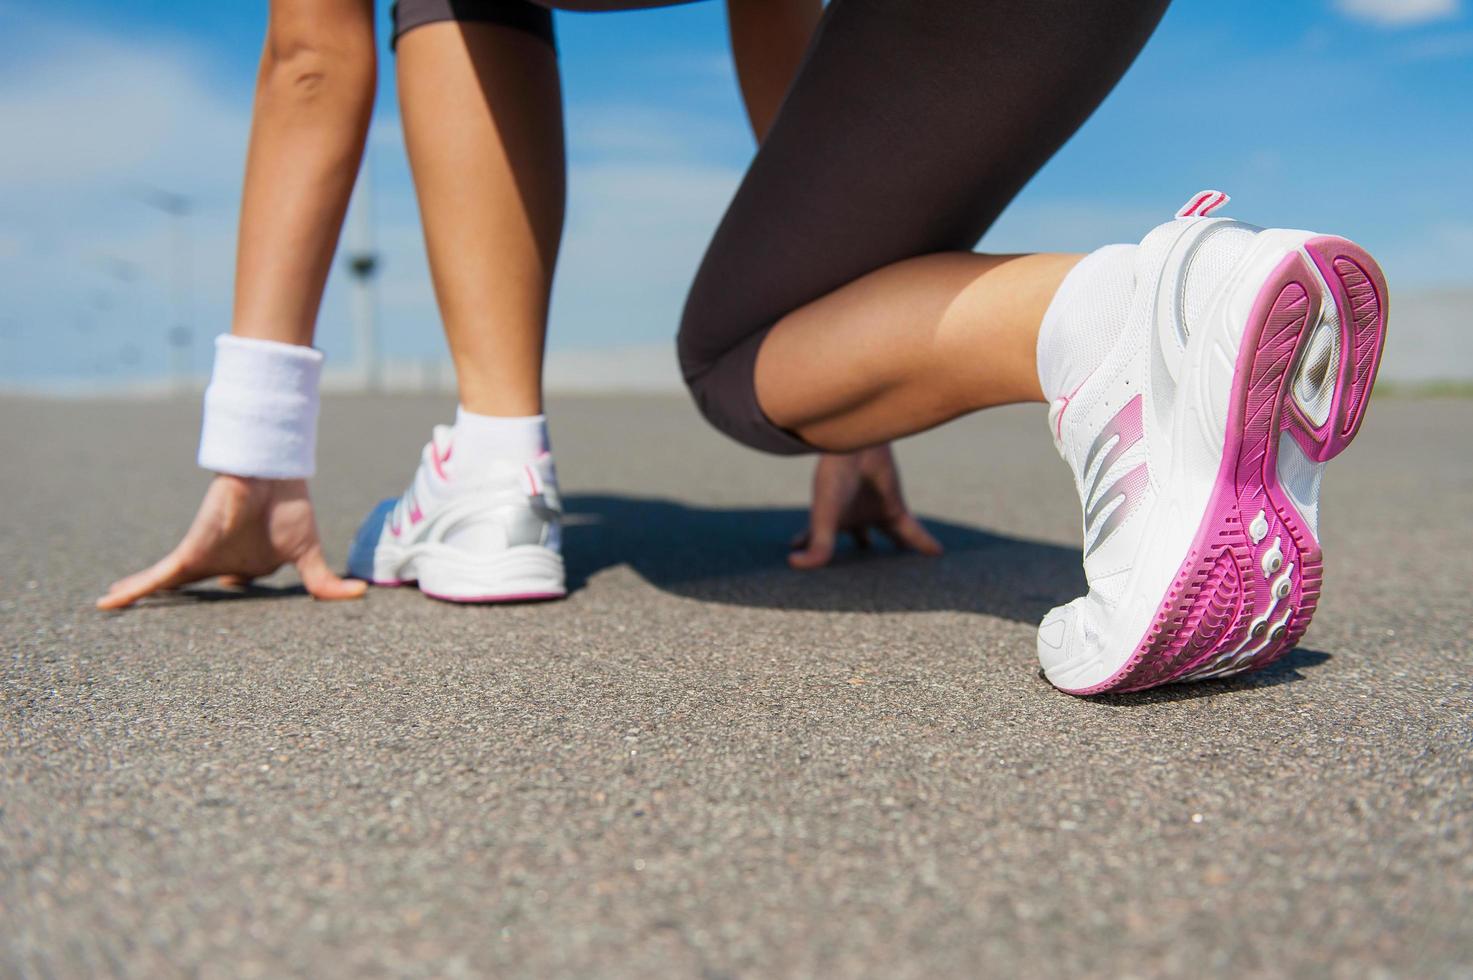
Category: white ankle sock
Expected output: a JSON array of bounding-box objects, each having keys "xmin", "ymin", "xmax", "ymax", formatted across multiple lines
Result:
[
  {"xmin": 1036, "ymin": 244, "xmax": 1136, "ymax": 404},
  {"xmin": 452, "ymin": 407, "xmax": 548, "ymax": 464}
]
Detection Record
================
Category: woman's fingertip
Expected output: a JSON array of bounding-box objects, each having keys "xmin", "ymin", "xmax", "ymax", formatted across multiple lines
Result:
[
  {"xmin": 788, "ymin": 545, "xmax": 832, "ymax": 570},
  {"xmin": 313, "ymin": 580, "xmax": 366, "ymax": 601}
]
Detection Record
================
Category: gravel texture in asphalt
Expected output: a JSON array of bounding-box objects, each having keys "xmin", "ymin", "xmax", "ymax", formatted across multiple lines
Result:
[{"xmin": 3, "ymin": 394, "xmax": 1470, "ymax": 978}]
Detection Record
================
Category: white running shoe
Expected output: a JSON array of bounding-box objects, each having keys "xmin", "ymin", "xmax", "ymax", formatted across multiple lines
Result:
[
  {"xmin": 1037, "ymin": 191, "xmax": 1388, "ymax": 694},
  {"xmin": 346, "ymin": 425, "xmax": 566, "ymax": 603}
]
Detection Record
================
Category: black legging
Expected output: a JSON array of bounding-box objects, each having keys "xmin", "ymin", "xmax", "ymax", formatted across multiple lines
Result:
[{"xmin": 394, "ymin": 0, "xmax": 1172, "ymax": 454}]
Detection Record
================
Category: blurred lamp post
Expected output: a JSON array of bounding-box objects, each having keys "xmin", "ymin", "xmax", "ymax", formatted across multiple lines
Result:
[
  {"xmin": 346, "ymin": 158, "xmax": 381, "ymax": 391},
  {"xmin": 0, "ymin": 317, "xmax": 16, "ymax": 385},
  {"xmin": 135, "ymin": 187, "xmax": 194, "ymax": 393}
]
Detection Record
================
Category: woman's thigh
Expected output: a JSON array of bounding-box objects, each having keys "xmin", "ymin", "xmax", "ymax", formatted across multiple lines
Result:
[{"xmin": 677, "ymin": 0, "xmax": 1170, "ymax": 454}]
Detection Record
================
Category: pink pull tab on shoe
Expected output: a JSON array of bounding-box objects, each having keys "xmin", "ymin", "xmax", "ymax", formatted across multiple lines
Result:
[{"xmin": 1176, "ymin": 189, "xmax": 1230, "ymax": 219}]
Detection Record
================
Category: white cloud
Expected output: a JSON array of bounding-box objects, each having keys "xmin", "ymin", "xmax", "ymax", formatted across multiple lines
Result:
[
  {"xmin": 1393, "ymin": 28, "xmax": 1473, "ymax": 58},
  {"xmin": 0, "ymin": 37, "xmax": 246, "ymax": 194},
  {"xmin": 368, "ymin": 117, "xmax": 405, "ymax": 152},
  {"xmin": 551, "ymin": 159, "xmax": 742, "ymax": 350},
  {"xmin": 0, "ymin": 25, "xmax": 256, "ymax": 381},
  {"xmin": 567, "ymin": 103, "xmax": 750, "ymax": 165},
  {"xmin": 0, "ymin": 7, "xmax": 758, "ymax": 387},
  {"xmin": 1334, "ymin": 0, "xmax": 1461, "ymax": 27},
  {"xmin": 982, "ymin": 199, "xmax": 1161, "ymax": 254}
]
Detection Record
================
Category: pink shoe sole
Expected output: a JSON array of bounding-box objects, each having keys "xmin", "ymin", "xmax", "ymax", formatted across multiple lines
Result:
[{"xmin": 1068, "ymin": 237, "xmax": 1388, "ymax": 695}]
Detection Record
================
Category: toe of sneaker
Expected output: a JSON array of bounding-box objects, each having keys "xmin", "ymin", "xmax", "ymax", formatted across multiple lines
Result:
[
  {"xmin": 1036, "ymin": 603, "xmax": 1080, "ymax": 675},
  {"xmin": 1036, "ymin": 600, "xmax": 1118, "ymax": 693},
  {"xmin": 346, "ymin": 498, "xmax": 397, "ymax": 580}
]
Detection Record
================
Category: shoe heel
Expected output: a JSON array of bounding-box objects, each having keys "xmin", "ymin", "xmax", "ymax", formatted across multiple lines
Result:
[
  {"xmin": 416, "ymin": 545, "xmax": 567, "ymax": 604},
  {"xmin": 1284, "ymin": 237, "xmax": 1389, "ymax": 463},
  {"xmin": 1111, "ymin": 249, "xmax": 1326, "ymax": 690}
]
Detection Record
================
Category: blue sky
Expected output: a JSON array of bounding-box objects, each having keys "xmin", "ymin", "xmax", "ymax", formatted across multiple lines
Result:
[{"xmin": 1, "ymin": 0, "xmax": 1470, "ymax": 385}]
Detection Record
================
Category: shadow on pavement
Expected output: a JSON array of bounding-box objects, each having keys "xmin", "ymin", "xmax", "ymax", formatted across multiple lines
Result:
[
  {"xmin": 561, "ymin": 494, "xmax": 1331, "ymax": 691},
  {"xmin": 563, "ymin": 493, "xmax": 1084, "ymax": 625},
  {"xmin": 1078, "ymin": 648, "xmax": 1333, "ymax": 705},
  {"xmin": 119, "ymin": 492, "xmax": 1330, "ymax": 692},
  {"xmin": 140, "ymin": 583, "xmax": 310, "ymax": 605}
]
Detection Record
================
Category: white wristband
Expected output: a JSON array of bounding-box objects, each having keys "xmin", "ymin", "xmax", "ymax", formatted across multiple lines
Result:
[{"xmin": 198, "ymin": 335, "xmax": 325, "ymax": 479}]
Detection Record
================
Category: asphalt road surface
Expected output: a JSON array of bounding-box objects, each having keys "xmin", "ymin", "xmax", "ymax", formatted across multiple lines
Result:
[{"xmin": 3, "ymin": 393, "xmax": 1470, "ymax": 978}]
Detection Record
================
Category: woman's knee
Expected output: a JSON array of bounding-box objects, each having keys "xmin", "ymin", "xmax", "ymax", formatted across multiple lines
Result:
[
  {"xmin": 262, "ymin": 3, "xmax": 376, "ymax": 102},
  {"xmin": 677, "ymin": 314, "xmax": 813, "ymax": 457}
]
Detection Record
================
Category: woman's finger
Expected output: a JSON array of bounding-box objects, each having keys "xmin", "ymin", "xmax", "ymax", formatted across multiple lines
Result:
[
  {"xmin": 788, "ymin": 522, "xmax": 838, "ymax": 569},
  {"xmin": 296, "ymin": 544, "xmax": 367, "ymax": 601},
  {"xmin": 881, "ymin": 512, "xmax": 944, "ymax": 556},
  {"xmin": 789, "ymin": 496, "xmax": 841, "ymax": 568},
  {"xmin": 95, "ymin": 553, "xmax": 191, "ymax": 610},
  {"xmin": 792, "ymin": 456, "xmax": 854, "ymax": 570},
  {"xmin": 791, "ymin": 470, "xmax": 849, "ymax": 569}
]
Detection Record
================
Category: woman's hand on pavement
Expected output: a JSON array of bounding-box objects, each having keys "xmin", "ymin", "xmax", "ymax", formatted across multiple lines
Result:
[
  {"xmin": 789, "ymin": 443, "xmax": 943, "ymax": 570},
  {"xmin": 96, "ymin": 475, "xmax": 366, "ymax": 609}
]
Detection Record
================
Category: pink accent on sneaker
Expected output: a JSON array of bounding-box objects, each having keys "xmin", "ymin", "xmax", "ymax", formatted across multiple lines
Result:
[
  {"xmin": 524, "ymin": 464, "xmax": 541, "ymax": 496},
  {"xmin": 409, "ymin": 498, "xmax": 424, "ymax": 525},
  {"xmin": 1285, "ymin": 238, "xmax": 1389, "ymax": 463},
  {"xmin": 431, "ymin": 440, "xmax": 452, "ymax": 481},
  {"xmin": 1081, "ymin": 394, "xmax": 1147, "ymax": 558},
  {"xmin": 1053, "ymin": 374, "xmax": 1097, "ymax": 441},
  {"xmin": 1061, "ymin": 239, "xmax": 1387, "ymax": 695},
  {"xmin": 1176, "ymin": 190, "xmax": 1230, "ymax": 218}
]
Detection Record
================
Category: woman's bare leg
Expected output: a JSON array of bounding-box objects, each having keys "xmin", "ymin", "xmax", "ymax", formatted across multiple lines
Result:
[
  {"xmin": 394, "ymin": 3, "xmax": 817, "ymax": 417},
  {"xmin": 396, "ymin": 21, "xmax": 566, "ymax": 417},
  {"xmin": 678, "ymin": 0, "xmax": 1168, "ymax": 457},
  {"xmin": 233, "ymin": 0, "xmax": 378, "ymax": 345},
  {"xmin": 755, "ymin": 252, "xmax": 1081, "ymax": 450},
  {"xmin": 727, "ymin": 0, "xmax": 823, "ymax": 139},
  {"xmin": 99, "ymin": 0, "xmax": 376, "ymax": 609}
]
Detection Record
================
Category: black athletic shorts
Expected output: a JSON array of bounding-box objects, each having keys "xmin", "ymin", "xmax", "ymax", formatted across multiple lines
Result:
[
  {"xmin": 391, "ymin": 0, "xmax": 556, "ymax": 47},
  {"xmin": 389, "ymin": 0, "xmax": 1171, "ymax": 455}
]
